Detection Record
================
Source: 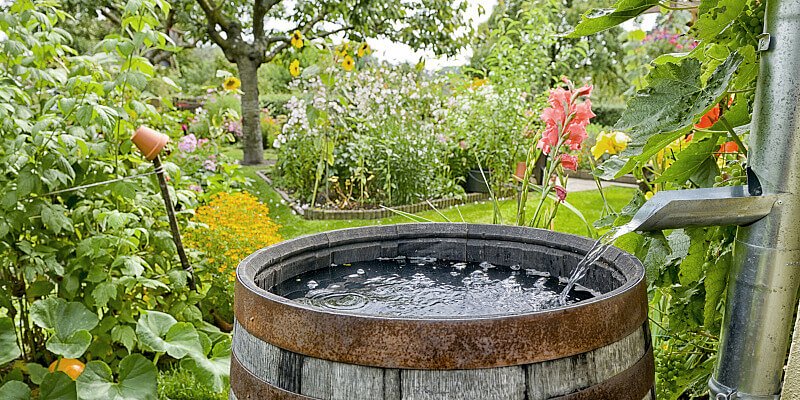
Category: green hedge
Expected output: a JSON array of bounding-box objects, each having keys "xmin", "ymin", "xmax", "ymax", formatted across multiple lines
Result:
[
  {"xmin": 260, "ymin": 93, "xmax": 293, "ymax": 115},
  {"xmin": 592, "ymin": 103, "xmax": 626, "ymax": 128}
]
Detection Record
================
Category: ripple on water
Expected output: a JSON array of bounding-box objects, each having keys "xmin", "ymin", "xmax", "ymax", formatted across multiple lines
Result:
[{"xmin": 274, "ymin": 258, "xmax": 596, "ymax": 318}]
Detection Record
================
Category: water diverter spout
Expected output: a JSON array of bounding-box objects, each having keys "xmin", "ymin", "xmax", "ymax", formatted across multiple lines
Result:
[{"xmin": 628, "ymin": 186, "xmax": 778, "ymax": 232}]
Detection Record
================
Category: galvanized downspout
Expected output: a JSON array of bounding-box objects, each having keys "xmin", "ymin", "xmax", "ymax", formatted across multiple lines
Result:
[{"xmin": 709, "ymin": 0, "xmax": 800, "ymax": 398}]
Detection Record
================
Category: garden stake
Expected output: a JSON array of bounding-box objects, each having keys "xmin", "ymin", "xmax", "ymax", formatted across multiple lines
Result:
[{"xmin": 152, "ymin": 155, "xmax": 197, "ymax": 291}]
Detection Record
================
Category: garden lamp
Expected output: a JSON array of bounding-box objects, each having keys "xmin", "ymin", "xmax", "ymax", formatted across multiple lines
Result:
[{"xmin": 131, "ymin": 126, "xmax": 196, "ymax": 291}]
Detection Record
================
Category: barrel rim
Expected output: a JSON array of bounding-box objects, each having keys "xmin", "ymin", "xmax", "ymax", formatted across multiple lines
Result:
[{"xmin": 234, "ymin": 223, "xmax": 647, "ymax": 369}]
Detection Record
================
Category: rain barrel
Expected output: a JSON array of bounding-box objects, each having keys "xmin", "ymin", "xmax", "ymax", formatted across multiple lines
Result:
[{"xmin": 230, "ymin": 223, "xmax": 654, "ymax": 400}]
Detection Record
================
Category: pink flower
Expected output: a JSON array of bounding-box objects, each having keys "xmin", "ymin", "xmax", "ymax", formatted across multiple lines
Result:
[
  {"xmin": 459, "ymin": 140, "xmax": 468, "ymax": 150},
  {"xmin": 554, "ymin": 185, "xmax": 567, "ymax": 202},
  {"xmin": 188, "ymin": 184, "xmax": 203, "ymax": 193},
  {"xmin": 198, "ymin": 138, "xmax": 209, "ymax": 147},
  {"xmin": 537, "ymin": 84, "xmax": 595, "ymax": 154},
  {"xmin": 560, "ymin": 154, "xmax": 578, "ymax": 171},
  {"xmin": 178, "ymin": 134, "xmax": 197, "ymax": 153},
  {"xmin": 203, "ymin": 159, "xmax": 217, "ymax": 171}
]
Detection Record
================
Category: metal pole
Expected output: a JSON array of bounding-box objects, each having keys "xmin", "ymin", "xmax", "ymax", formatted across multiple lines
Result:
[
  {"xmin": 153, "ymin": 155, "xmax": 197, "ymax": 291},
  {"xmin": 709, "ymin": 1, "xmax": 800, "ymax": 398}
]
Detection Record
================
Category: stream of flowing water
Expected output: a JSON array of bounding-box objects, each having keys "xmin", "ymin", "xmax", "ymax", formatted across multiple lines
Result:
[{"xmin": 558, "ymin": 223, "xmax": 635, "ymax": 303}]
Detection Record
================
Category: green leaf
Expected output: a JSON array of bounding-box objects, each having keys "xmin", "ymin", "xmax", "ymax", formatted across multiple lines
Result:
[
  {"xmin": 41, "ymin": 204, "xmax": 73, "ymax": 234},
  {"xmin": 0, "ymin": 317, "xmax": 21, "ymax": 365},
  {"xmin": 594, "ymin": 156, "xmax": 631, "ymax": 180},
  {"xmin": 692, "ymin": 0, "xmax": 746, "ymax": 41},
  {"xmin": 564, "ymin": 0, "xmax": 659, "ymax": 38},
  {"xmin": 679, "ymin": 228, "xmax": 707, "ymax": 286},
  {"xmin": 704, "ymin": 248, "xmax": 731, "ymax": 329},
  {"xmin": 76, "ymin": 355, "xmax": 157, "ymax": 400},
  {"xmin": 26, "ymin": 362, "xmax": 49, "ymax": 385},
  {"xmin": 617, "ymin": 52, "xmax": 743, "ymax": 160},
  {"xmin": 46, "ymin": 330, "xmax": 92, "ymax": 359},
  {"xmin": 136, "ymin": 311, "xmax": 203, "ymax": 358},
  {"xmin": 0, "ymin": 381, "xmax": 31, "ymax": 400},
  {"xmin": 39, "ymin": 372, "xmax": 77, "ymax": 400},
  {"xmin": 92, "ymin": 282, "xmax": 118, "ymax": 308},
  {"xmin": 111, "ymin": 325, "xmax": 136, "ymax": 354},
  {"xmin": 654, "ymin": 138, "xmax": 719, "ymax": 184},
  {"xmin": 181, "ymin": 338, "xmax": 231, "ymax": 393},
  {"xmin": 75, "ymin": 105, "xmax": 94, "ymax": 126}
]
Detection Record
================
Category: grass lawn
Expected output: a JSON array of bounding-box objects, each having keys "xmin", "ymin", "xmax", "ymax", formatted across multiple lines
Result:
[{"xmin": 238, "ymin": 165, "xmax": 637, "ymax": 240}]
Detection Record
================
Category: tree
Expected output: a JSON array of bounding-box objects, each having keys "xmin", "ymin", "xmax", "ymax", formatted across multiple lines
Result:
[{"xmin": 192, "ymin": 0, "xmax": 471, "ymax": 164}]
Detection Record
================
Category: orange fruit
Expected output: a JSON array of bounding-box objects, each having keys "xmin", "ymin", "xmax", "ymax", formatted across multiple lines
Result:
[{"xmin": 48, "ymin": 358, "xmax": 85, "ymax": 380}]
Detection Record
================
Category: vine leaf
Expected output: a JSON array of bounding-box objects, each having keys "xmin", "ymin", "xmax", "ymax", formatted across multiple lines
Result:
[
  {"xmin": 692, "ymin": 0, "xmax": 746, "ymax": 41},
  {"xmin": 136, "ymin": 311, "xmax": 202, "ymax": 359},
  {"xmin": 654, "ymin": 137, "xmax": 719, "ymax": 184},
  {"xmin": 705, "ymin": 248, "xmax": 732, "ymax": 329},
  {"xmin": 39, "ymin": 371, "xmax": 77, "ymax": 400},
  {"xmin": 0, "ymin": 317, "xmax": 21, "ymax": 366},
  {"xmin": 600, "ymin": 52, "xmax": 743, "ymax": 178},
  {"xmin": 564, "ymin": 0, "xmax": 659, "ymax": 38},
  {"xmin": 180, "ymin": 338, "xmax": 232, "ymax": 392},
  {"xmin": 679, "ymin": 228, "xmax": 708, "ymax": 286},
  {"xmin": 76, "ymin": 354, "xmax": 157, "ymax": 400}
]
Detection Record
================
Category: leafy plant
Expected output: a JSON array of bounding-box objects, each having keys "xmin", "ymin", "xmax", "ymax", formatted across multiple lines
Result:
[{"xmin": 569, "ymin": 0, "xmax": 763, "ymax": 397}]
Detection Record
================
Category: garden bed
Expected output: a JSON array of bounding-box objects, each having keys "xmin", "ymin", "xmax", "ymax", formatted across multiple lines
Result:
[{"xmin": 256, "ymin": 170, "xmax": 491, "ymax": 220}]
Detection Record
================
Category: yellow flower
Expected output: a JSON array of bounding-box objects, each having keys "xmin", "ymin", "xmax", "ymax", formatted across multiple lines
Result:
[
  {"xmin": 336, "ymin": 42, "xmax": 350, "ymax": 58},
  {"xmin": 591, "ymin": 131, "xmax": 629, "ymax": 159},
  {"xmin": 470, "ymin": 77, "xmax": 487, "ymax": 89},
  {"xmin": 289, "ymin": 59, "xmax": 301, "ymax": 77},
  {"xmin": 357, "ymin": 42, "xmax": 371, "ymax": 57},
  {"xmin": 342, "ymin": 55, "xmax": 355, "ymax": 71},
  {"xmin": 291, "ymin": 30, "xmax": 304, "ymax": 49},
  {"xmin": 223, "ymin": 76, "xmax": 241, "ymax": 91}
]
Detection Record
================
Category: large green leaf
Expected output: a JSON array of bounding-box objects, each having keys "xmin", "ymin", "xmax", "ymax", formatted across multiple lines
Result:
[
  {"xmin": 46, "ymin": 330, "xmax": 93, "ymax": 359},
  {"xmin": 0, "ymin": 317, "xmax": 21, "ymax": 365},
  {"xmin": 181, "ymin": 338, "xmax": 231, "ymax": 393},
  {"xmin": 654, "ymin": 137, "xmax": 719, "ymax": 184},
  {"xmin": 0, "ymin": 381, "xmax": 30, "ymax": 400},
  {"xmin": 678, "ymin": 228, "xmax": 708, "ymax": 286},
  {"xmin": 692, "ymin": 0, "xmax": 746, "ymax": 42},
  {"xmin": 705, "ymin": 248, "xmax": 732, "ymax": 329},
  {"xmin": 30, "ymin": 299, "xmax": 99, "ymax": 358},
  {"xmin": 76, "ymin": 355, "xmax": 157, "ymax": 400},
  {"xmin": 136, "ymin": 311, "xmax": 203, "ymax": 358},
  {"xmin": 564, "ymin": 0, "xmax": 659, "ymax": 38},
  {"xmin": 617, "ymin": 52, "xmax": 743, "ymax": 159},
  {"xmin": 39, "ymin": 372, "xmax": 77, "ymax": 400}
]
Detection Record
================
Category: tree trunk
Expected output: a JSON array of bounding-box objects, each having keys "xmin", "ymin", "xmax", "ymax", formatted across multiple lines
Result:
[{"xmin": 237, "ymin": 57, "xmax": 264, "ymax": 165}]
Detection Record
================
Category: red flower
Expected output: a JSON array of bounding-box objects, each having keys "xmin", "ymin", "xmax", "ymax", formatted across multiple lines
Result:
[
  {"xmin": 560, "ymin": 154, "xmax": 578, "ymax": 171},
  {"xmin": 695, "ymin": 104, "xmax": 720, "ymax": 129},
  {"xmin": 537, "ymin": 86, "xmax": 595, "ymax": 154},
  {"xmin": 718, "ymin": 141, "xmax": 739, "ymax": 154},
  {"xmin": 554, "ymin": 185, "xmax": 567, "ymax": 202}
]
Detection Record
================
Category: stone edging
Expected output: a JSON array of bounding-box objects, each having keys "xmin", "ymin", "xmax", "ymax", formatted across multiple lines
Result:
[{"xmin": 255, "ymin": 170, "xmax": 491, "ymax": 220}]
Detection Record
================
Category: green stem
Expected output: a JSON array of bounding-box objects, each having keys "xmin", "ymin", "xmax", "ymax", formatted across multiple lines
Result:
[{"xmin": 718, "ymin": 115, "xmax": 748, "ymax": 157}]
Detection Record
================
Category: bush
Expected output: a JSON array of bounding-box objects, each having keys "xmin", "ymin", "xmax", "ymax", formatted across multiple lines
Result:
[
  {"xmin": 259, "ymin": 92, "xmax": 293, "ymax": 115},
  {"xmin": 185, "ymin": 193, "xmax": 282, "ymax": 325},
  {"xmin": 591, "ymin": 103, "xmax": 626, "ymax": 128}
]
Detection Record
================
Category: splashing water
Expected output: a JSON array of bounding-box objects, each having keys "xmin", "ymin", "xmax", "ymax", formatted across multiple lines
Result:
[
  {"xmin": 275, "ymin": 257, "xmax": 596, "ymax": 317},
  {"xmin": 559, "ymin": 223, "xmax": 635, "ymax": 303}
]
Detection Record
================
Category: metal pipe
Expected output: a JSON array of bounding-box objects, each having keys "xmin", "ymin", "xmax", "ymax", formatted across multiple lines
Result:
[{"xmin": 709, "ymin": 0, "xmax": 800, "ymax": 398}]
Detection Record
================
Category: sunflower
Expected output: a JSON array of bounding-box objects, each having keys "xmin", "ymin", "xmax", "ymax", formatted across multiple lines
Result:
[
  {"xmin": 289, "ymin": 59, "xmax": 301, "ymax": 77},
  {"xmin": 357, "ymin": 42, "xmax": 371, "ymax": 57},
  {"xmin": 341, "ymin": 55, "xmax": 355, "ymax": 71},
  {"xmin": 223, "ymin": 76, "xmax": 241, "ymax": 91},
  {"xmin": 335, "ymin": 42, "xmax": 350, "ymax": 58},
  {"xmin": 291, "ymin": 30, "xmax": 304, "ymax": 49}
]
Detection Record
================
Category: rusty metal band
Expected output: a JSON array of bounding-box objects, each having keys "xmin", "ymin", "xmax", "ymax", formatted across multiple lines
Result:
[
  {"xmin": 556, "ymin": 345, "xmax": 655, "ymax": 400},
  {"xmin": 231, "ymin": 353, "xmax": 315, "ymax": 400},
  {"xmin": 230, "ymin": 343, "xmax": 654, "ymax": 400},
  {"xmin": 234, "ymin": 274, "xmax": 647, "ymax": 370}
]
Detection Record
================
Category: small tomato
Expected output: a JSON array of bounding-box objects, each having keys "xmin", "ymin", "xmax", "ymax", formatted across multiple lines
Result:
[{"xmin": 49, "ymin": 358, "xmax": 85, "ymax": 380}]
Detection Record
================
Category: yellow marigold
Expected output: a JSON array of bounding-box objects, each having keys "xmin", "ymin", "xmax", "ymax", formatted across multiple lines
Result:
[
  {"xmin": 357, "ymin": 42, "xmax": 371, "ymax": 57},
  {"xmin": 223, "ymin": 76, "xmax": 241, "ymax": 91},
  {"xmin": 291, "ymin": 30, "xmax": 304, "ymax": 49},
  {"xmin": 342, "ymin": 55, "xmax": 355, "ymax": 72},
  {"xmin": 289, "ymin": 59, "xmax": 301, "ymax": 77},
  {"xmin": 185, "ymin": 192, "xmax": 282, "ymax": 283}
]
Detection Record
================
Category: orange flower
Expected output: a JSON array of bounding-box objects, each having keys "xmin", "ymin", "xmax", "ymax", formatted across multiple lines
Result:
[
  {"xmin": 695, "ymin": 104, "xmax": 720, "ymax": 129},
  {"xmin": 718, "ymin": 141, "xmax": 739, "ymax": 154}
]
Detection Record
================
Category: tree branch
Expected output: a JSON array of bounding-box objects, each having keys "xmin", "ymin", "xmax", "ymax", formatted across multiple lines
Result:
[{"xmin": 254, "ymin": 0, "xmax": 282, "ymax": 42}]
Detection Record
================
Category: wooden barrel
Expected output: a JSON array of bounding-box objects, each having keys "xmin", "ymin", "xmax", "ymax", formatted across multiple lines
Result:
[{"xmin": 231, "ymin": 224, "xmax": 654, "ymax": 400}]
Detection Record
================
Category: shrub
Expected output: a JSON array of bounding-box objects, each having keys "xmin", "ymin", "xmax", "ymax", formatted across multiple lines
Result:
[{"xmin": 185, "ymin": 193, "xmax": 282, "ymax": 324}]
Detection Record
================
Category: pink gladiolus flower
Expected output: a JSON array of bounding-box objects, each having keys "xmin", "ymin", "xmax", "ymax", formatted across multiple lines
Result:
[
  {"xmin": 560, "ymin": 154, "xmax": 578, "ymax": 171},
  {"xmin": 555, "ymin": 185, "xmax": 567, "ymax": 202},
  {"xmin": 537, "ymin": 85, "xmax": 595, "ymax": 154}
]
